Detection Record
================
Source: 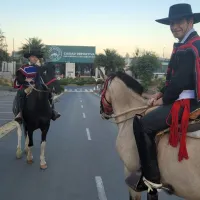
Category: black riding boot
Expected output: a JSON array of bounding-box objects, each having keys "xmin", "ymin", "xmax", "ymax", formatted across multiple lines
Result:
[
  {"xmin": 49, "ymin": 93, "xmax": 61, "ymax": 121},
  {"xmin": 14, "ymin": 90, "xmax": 26, "ymax": 124},
  {"xmin": 126, "ymin": 115, "xmax": 162, "ymax": 191}
]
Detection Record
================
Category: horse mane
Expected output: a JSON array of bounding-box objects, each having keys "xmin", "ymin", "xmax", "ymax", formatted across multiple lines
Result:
[{"xmin": 108, "ymin": 71, "xmax": 144, "ymax": 95}]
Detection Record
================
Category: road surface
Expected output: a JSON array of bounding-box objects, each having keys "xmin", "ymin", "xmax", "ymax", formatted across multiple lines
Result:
[
  {"xmin": 0, "ymin": 86, "xmax": 183, "ymax": 200},
  {"xmin": 0, "ymin": 91, "xmax": 16, "ymax": 126}
]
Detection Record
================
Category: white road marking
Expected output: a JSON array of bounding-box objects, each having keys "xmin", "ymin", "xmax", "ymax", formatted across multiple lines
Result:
[
  {"xmin": 95, "ymin": 176, "xmax": 107, "ymax": 200},
  {"xmin": 86, "ymin": 128, "xmax": 91, "ymax": 140},
  {"xmin": 82, "ymin": 113, "xmax": 86, "ymax": 118},
  {"xmin": 63, "ymin": 89, "xmax": 94, "ymax": 93},
  {"xmin": 0, "ymin": 120, "xmax": 18, "ymax": 139},
  {"xmin": 81, "ymin": 105, "xmax": 83, "ymax": 108},
  {"xmin": 80, "ymin": 100, "xmax": 82, "ymax": 103}
]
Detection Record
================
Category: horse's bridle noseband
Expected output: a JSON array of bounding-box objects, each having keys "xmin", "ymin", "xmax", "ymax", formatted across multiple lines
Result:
[{"xmin": 100, "ymin": 76, "xmax": 114, "ymax": 118}]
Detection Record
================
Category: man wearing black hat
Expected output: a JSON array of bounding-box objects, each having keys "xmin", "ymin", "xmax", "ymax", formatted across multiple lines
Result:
[
  {"xmin": 126, "ymin": 3, "xmax": 200, "ymax": 192},
  {"xmin": 14, "ymin": 50, "xmax": 61, "ymax": 123}
]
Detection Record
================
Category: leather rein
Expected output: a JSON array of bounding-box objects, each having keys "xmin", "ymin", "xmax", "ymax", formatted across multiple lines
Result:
[{"xmin": 27, "ymin": 77, "xmax": 57, "ymax": 93}]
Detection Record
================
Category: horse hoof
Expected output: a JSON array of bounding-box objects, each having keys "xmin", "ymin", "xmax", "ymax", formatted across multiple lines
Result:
[
  {"xmin": 27, "ymin": 159, "xmax": 33, "ymax": 164},
  {"xmin": 40, "ymin": 164, "xmax": 48, "ymax": 170},
  {"xmin": 16, "ymin": 149, "xmax": 22, "ymax": 159}
]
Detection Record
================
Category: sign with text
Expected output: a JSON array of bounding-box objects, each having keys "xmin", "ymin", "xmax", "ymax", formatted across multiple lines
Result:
[{"xmin": 47, "ymin": 45, "xmax": 96, "ymax": 63}]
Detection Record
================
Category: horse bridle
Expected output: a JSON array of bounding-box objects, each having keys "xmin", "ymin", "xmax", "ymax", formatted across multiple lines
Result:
[
  {"xmin": 28, "ymin": 77, "xmax": 56, "ymax": 93},
  {"xmin": 100, "ymin": 76, "xmax": 114, "ymax": 118}
]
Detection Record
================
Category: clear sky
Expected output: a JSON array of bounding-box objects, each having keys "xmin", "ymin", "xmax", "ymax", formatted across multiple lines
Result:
[{"xmin": 1, "ymin": 0, "xmax": 200, "ymax": 58}]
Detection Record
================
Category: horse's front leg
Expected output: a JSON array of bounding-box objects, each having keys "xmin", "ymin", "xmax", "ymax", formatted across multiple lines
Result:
[
  {"xmin": 15, "ymin": 121, "xmax": 23, "ymax": 159},
  {"xmin": 26, "ymin": 131, "xmax": 33, "ymax": 164},
  {"xmin": 40, "ymin": 125, "xmax": 49, "ymax": 170},
  {"xmin": 24, "ymin": 132, "xmax": 29, "ymax": 154}
]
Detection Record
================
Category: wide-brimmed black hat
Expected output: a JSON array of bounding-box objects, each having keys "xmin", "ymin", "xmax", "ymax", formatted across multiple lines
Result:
[
  {"xmin": 24, "ymin": 50, "xmax": 43, "ymax": 59},
  {"xmin": 155, "ymin": 3, "xmax": 200, "ymax": 25}
]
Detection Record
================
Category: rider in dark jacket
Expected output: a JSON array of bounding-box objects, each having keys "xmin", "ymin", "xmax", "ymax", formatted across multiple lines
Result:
[{"xmin": 13, "ymin": 51, "xmax": 61, "ymax": 124}]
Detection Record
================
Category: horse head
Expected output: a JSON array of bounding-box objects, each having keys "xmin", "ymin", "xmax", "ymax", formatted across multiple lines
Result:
[
  {"xmin": 99, "ymin": 71, "xmax": 148, "ymax": 122},
  {"xmin": 42, "ymin": 63, "xmax": 62, "ymax": 95}
]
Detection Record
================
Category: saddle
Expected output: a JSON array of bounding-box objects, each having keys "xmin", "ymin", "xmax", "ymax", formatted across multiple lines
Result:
[
  {"xmin": 144, "ymin": 106, "xmax": 200, "ymax": 139},
  {"xmin": 24, "ymin": 86, "xmax": 33, "ymax": 95}
]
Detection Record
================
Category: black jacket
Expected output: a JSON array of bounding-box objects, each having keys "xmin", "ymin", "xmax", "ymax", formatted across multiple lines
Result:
[{"xmin": 161, "ymin": 31, "xmax": 199, "ymax": 105}]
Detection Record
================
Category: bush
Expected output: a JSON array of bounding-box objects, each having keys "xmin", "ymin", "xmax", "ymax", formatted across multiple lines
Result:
[
  {"xmin": 0, "ymin": 78, "xmax": 12, "ymax": 86},
  {"xmin": 60, "ymin": 85, "xmax": 65, "ymax": 92},
  {"xmin": 156, "ymin": 77, "xmax": 166, "ymax": 91},
  {"xmin": 96, "ymin": 78, "xmax": 104, "ymax": 84},
  {"xmin": 59, "ymin": 77, "xmax": 96, "ymax": 85},
  {"xmin": 82, "ymin": 77, "xmax": 96, "ymax": 84}
]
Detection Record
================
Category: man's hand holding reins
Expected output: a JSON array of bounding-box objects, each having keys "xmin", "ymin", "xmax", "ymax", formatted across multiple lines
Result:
[{"xmin": 147, "ymin": 92, "xmax": 163, "ymax": 106}]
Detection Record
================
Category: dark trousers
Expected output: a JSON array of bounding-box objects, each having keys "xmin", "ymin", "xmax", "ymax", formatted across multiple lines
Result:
[
  {"xmin": 134, "ymin": 100, "xmax": 200, "ymax": 183},
  {"xmin": 16, "ymin": 89, "xmax": 26, "ymax": 114}
]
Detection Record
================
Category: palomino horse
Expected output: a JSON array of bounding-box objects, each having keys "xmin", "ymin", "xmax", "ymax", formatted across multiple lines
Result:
[
  {"xmin": 99, "ymin": 71, "xmax": 200, "ymax": 200},
  {"xmin": 13, "ymin": 67, "xmax": 61, "ymax": 169}
]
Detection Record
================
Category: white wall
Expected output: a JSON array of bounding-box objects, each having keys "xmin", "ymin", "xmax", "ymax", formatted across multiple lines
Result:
[
  {"xmin": 65, "ymin": 63, "xmax": 75, "ymax": 78},
  {"xmin": 0, "ymin": 61, "xmax": 16, "ymax": 76}
]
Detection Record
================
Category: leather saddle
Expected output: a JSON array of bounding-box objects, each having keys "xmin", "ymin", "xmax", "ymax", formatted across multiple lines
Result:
[{"xmin": 144, "ymin": 106, "xmax": 200, "ymax": 136}]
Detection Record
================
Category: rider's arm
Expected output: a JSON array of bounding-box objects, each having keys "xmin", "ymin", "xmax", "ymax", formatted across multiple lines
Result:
[
  {"xmin": 15, "ymin": 70, "xmax": 26, "ymax": 84},
  {"xmin": 162, "ymin": 51, "xmax": 195, "ymax": 105}
]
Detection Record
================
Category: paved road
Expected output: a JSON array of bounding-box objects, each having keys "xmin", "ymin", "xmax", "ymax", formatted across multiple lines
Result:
[
  {"xmin": 0, "ymin": 88, "xmax": 183, "ymax": 200},
  {"xmin": 0, "ymin": 91, "xmax": 16, "ymax": 126}
]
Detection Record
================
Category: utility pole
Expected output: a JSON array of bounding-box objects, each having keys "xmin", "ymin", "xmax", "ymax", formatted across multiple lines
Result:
[{"xmin": 13, "ymin": 38, "xmax": 15, "ymax": 76}]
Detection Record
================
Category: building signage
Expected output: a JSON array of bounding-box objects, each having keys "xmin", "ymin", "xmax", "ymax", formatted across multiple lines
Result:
[{"xmin": 47, "ymin": 45, "xmax": 96, "ymax": 63}]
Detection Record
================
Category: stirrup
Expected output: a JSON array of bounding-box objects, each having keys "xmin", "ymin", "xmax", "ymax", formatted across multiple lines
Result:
[{"xmin": 143, "ymin": 177, "xmax": 162, "ymax": 193}]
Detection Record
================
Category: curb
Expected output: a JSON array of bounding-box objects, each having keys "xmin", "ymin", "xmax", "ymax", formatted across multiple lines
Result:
[{"xmin": 0, "ymin": 92, "xmax": 64, "ymax": 139}]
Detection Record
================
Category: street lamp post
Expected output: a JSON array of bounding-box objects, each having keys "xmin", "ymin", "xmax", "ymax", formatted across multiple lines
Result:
[
  {"xmin": 13, "ymin": 38, "xmax": 15, "ymax": 76},
  {"xmin": 163, "ymin": 46, "xmax": 165, "ymax": 59}
]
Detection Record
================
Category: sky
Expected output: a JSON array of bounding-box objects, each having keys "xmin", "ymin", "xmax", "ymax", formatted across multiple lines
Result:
[{"xmin": 1, "ymin": 0, "xmax": 200, "ymax": 58}]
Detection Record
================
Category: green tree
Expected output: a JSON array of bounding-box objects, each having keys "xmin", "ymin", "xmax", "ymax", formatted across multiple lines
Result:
[
  {"xmin": 94, "ymin": 49, "xmax": 125, "ymax": 75},
  {"xmin": 130, "ymin": 48, "xmax": 161, "ymax": 90},
  {"xmin": 0, "ymin": 28, "xmax": 9, "ymax": 62},
  {"xmin": 18, "ymin": 37, "xmax": 49, "ymax": 59}
]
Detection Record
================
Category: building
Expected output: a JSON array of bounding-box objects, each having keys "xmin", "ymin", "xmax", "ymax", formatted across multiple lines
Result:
[
  {"xmin": 46, "ymin": 45, "xmax": 96, "ymax": 78},
  {"xmin": 153, "ymin": 58, "xmax": 170, "ymax": 78}
]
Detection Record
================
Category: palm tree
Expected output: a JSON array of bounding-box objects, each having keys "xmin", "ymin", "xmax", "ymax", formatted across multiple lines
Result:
[{"xmin": 18, "ymin": 37, "xmax": 49, "ymax": 59}]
